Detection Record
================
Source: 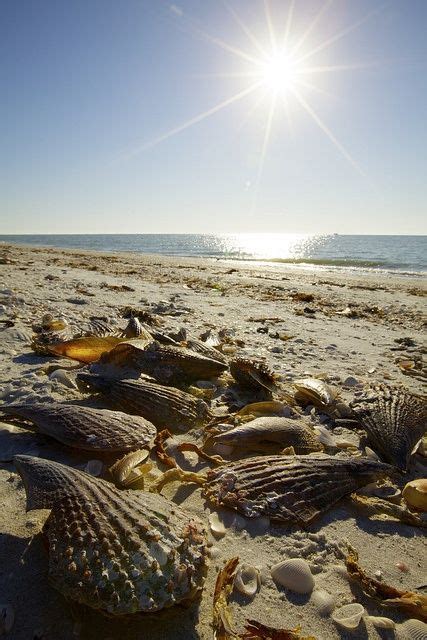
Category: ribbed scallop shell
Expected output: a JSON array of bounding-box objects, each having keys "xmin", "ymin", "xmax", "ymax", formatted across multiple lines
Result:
[
  {"xmin": 230, "ymin": 358, "xmax": 276, "ymax": 396},
  {"xmin": 350, "ymin": 384, "xmax": 427, "ymax": 471},
  {"xmin": 271, "ymin": 558, "xmax": 314, "ymax": 594},
  {"xmin": 212, "ymin": 417, "xmax": 323, "ymax": 454},
  {"xmin": 1, "ymin": 403, "xmax": 156, "ymax": 453},
  {"xmin": 203, "ymin": 455, "xmax": 393, "ymax": 524},
  {"xmin": 14, "ymin": 456, "xmax": 208, "ymax": 615},
  {"xmin": 77, "ymin": 374, "xmax": 211, "ymax": 431},
  {"xmin": 98, "ymin": 340, "xmax": 227, "ymax": 384},
  {"xmin": 185, "ymin": 338, "xmax": 228, "ymax": 365},
  {"xmin": 397, "ymin": 618, "xmax": 427, "ymax": 640}
]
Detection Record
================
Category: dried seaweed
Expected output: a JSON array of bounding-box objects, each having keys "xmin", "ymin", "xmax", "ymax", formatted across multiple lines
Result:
[
  {"xmin": 154, "ymin": 429, "xmax": 177, "ymax": 468},
  {"xmin": 351, "ymin": 493, "xmax": 427, "ymax": 528},
  {"xmin": 345, "ymin": 547, "xmax": 427, "ymax": 621},
  {"xmin": 241, "ymin": 621, "xmax": 315, "ymax": 640},
  {"xmin": 213, "ymin": 558, "xmax": 240, "ymax": 640}
]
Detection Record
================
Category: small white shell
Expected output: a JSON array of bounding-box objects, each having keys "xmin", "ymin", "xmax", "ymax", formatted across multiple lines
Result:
[
  {"xmin": 271, "ymin": 558, "xmax": 314, "ymax": 594},
  {"xmin": 332, "ymin": 603, "xmax": 365, "ymax": 630},
  {"xmin": 311, "ymin": 589, "xmax": 335, "ymax": 616},
  {"xmin": 85, "ymin": 459, "xmax": 103, "ymax": 476},
  {"xmin": 49, "ymin": 368, "xmax": 77, "ymax": 389},
  {"xmin": 396, "ymin": 618, "xmax": 427, "ymax": 640},
  {"xmin": 209, "ymin": 512, "xmax": 226, "ymax": 538},
  {"xmin": 0, "ymin": 604, "xmax": 15, "ymax": 634},
  {"xmin": 365, "ymin": 615, "xmax": 395, "ymax": 630},
  {"xmin": 234, "ymin": 564, "xmax": 260, "ymax": 598}
]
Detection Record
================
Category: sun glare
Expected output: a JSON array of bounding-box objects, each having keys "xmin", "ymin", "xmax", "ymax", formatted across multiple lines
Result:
[{"xmin": 260, "ymin": 52, "xmax": 299, "ymax": 94}]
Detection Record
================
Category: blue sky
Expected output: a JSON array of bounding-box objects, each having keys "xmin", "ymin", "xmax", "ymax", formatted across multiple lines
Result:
[{"xmin": 1, "ymin": 0, "xmax": 426, "ymax": 234}]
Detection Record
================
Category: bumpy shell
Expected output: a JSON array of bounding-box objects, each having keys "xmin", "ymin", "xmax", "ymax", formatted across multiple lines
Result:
[
  {"xmin": 271, "ymin": 558, "xmax": 314, "ymax": 594},
  {"xmin": 350, "ymin": 384, "xmax": 427, "ymax": 471},
  {"xmin": 1, "ymin": 403, "xmax": 156, "ymax": 453},
  {"xmin": 77, "ymin": 374, "xmax": 212, "ymax": 431},
  {"xmin": 397, "ymin": 618, "xmax": 427, "ymax": 639},
  {"xmin": 212, "ymin": 417, "xmax": 323, "ymax": 454},
  {"xmin": 230, "ymin": 358, "xmax": 276, "ymax": 396},
  {"xmin": 14, "ymin": 456, "xmax": 208, "ymax": 614},
  {"xmin": 98, "ymin": 340, "xmax": 227, "ymax": 384},
  {"xmin": 203, "ymin": 455, "xmax": 393, "ymax": 525}
]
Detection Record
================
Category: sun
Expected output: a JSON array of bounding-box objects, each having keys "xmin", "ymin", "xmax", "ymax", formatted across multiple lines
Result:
[{"xmin": 260, "ymin": 51, "xmax": 300, "ymax": 95}]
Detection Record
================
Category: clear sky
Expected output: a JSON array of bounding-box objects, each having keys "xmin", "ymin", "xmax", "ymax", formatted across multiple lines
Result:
[{"xmin": 1, "ymin": 0, "xmax": 426, "ymax": 234}]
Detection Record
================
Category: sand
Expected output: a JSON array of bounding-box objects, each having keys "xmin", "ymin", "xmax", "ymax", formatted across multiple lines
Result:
[{"xmin": 0, "ymin": 242, "xmax": 425, "ymax": 640}]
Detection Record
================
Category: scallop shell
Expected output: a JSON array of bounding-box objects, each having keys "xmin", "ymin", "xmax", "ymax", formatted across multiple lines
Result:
[
  {"xmin": 396, "ymin": 618, "xmax": 427, "ymax": 640},
  {"xmin": 230, "ymin": 358, "xmax": 276, "ymax": 397},
  {"xmin": 331, "ymin": 603, "xmax": 365, "ymax": 629},
  {"xmin": 0, "ymin": 603, "xmax": 15, "ymax": 634},
  {"xmin": 208, "ymin": 512, "xmax": 226, "ymax": 538},
  {"xmin": 271, "ymin": 558, "xmax": 314, "ymax": 594},
  {"xmin": 403, "ymin": 479, "xmax": 427, "ymax": 512},
  {"xmin": 365, "ymin": 615, "xmax": 395, "ymax": 630},
  {"xmin": 234, "ymin": 564, "xmax": 260, "ymax": 598},
  {"xmin": 350, "ymin": 384, "xmax": 427, "ymax": 471},
  {"xmin": 311, "ymin": 589, "xmax": 335, "ymax": 616}
]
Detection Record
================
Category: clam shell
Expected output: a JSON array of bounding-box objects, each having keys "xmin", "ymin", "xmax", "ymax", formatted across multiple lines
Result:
[
  {"xmin": 208, "ymin": 512, "xmax": 226, "ymax": 538},
  {"xmin": 294, "ymin": 378, "xmax": 337, "ymax": 412},
  {"xmin": 0, "ymin": 603, "xmax": 14, "ymax": 634},
  {"xmin": 204, "ymin": 455, "xmax": 393, "ymax": 524},
  {"xmin": 314, "ymin": 425, "xmax": 336, "ymax": 448},
  {"xmin": 14, "ymin": 455, "xmax": 208, "ymax": 614},
  {"xmin": 397, "ymin": 618, "xmax": 427, "ymax": 640},
  {"xmin": 403, "ymin": 479, "xmax": 427, "ymax": 512},
  {"xmin": 365, "ymin": 615, "xmax": 395, "ymax": 630},
  {"xmin": 234, "ymin": 564, "xmax": 260, "ymax": 598},
  {"xmin": 350, "ymin": 384, "xmax": 427, "ymax": 471},
  {"xmin": 271, "ymin": 558, "xmax": 314, "ymax": 594},
  {"xmin": 311, "ymin": 589, "xmax": 335, "ymax": 616},
  {"xmin": 77, "ymin": 375, "xmax": 211, "ymax": 432},
  {"xmin": 331, "ymin": 603, "xmax": 365, "ymax": 629}
]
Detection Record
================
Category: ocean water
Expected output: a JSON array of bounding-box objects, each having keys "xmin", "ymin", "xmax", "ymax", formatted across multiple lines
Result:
[{"xmin": 1, "ymin": 234, "xmax": 426, "ymax": 275}]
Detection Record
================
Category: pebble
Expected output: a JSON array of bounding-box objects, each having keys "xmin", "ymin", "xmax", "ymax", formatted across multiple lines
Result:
[{"xmin": 343, "ymin": 376, "xmax": 359, "ymax": 387}]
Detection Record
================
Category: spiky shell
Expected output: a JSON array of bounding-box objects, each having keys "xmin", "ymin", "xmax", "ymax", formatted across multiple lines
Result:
[
  {"xmin": 203, "ymin": 455, "xmax": 393, "ymax": 525},
  {"xmin": 230, "ymin": 358, "xmax": 276, "ymax": 396},
  {"xmin": 350, "ymin": 384, "xmax": 427, "ymax": 471},
  {"xmin": 185, "ymin": 338, "xmax": 228, "ymax": 365},
  {"xmin": 212, "ymin": 417, "xmax": 323, "ymax": 454},
  {"xmin": 2, "ymin": 403, "xmax": 156, "ymax": 453},
  {"xmin": 77, "ymin": 374, "xmax": 212, "ymax": 431},
  {"xmin": 14, "ymin": 456, "xmax": 208, "ymax": 615},
  {"xmin": 98, "ymin": 340, "xmax": 227, "ymax": 384}
]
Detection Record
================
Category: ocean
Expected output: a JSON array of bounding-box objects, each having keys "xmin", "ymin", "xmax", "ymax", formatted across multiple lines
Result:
[{"xmin": 1, "ymin": 234, "xmax": 426, "ymax": 275}]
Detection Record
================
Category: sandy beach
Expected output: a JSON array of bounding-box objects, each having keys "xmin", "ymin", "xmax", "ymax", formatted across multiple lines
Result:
[{"xmin": 0, "ymin": 242, "xmax": 425, "ymax": 640}]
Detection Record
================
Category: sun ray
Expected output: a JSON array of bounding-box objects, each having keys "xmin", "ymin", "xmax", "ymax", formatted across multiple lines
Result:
[
  {"xmin": 123, "ymin": 81, "xmax": 263, "ymax": 158},
  {"xmin": 295, "ymin": 4, "xmax": 386, "ymax": 65},
  {"xmin": 236, "ymin": 89, "xmax": 269, "ymax": 134},
  {"xmin": 282, "ymin": 0, "xmax": 295, "ymax": 49},
  {"xmin": 182, "ymin": 20, "xmax": 260, "ymax": 66},
  {"xmin": 290, "ymin": 0, "xmax": 334, "ymax": 58},
  {"xmin": 295, "ymin": 77, "xmax": 337, "ymax": 100},
  {"xmin": 264, "ymin": 0, "xmax": 277, "ymax": 52},
  {"xmin": 300, "ymin": 61, "xmax": 382, "ymax": 75},
  {"xmin": 290, "ymin": 87, "xmax": 364, "ymax": 175},
  {"xmin": 251, "ymin": 93, "xmax": 277, "ymax": 212},
  {"xmin": 222, "ymin": 0, "xmax": 268, "ymax": 59}
]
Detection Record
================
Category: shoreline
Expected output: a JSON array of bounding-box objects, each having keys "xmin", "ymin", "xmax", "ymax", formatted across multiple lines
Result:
[{"xmin": 0, "ymin": 242, "xmax": 426, "ymax": 640}]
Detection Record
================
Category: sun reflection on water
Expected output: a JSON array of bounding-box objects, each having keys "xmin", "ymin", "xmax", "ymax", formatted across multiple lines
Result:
[{"xmin": 211, "ymin": 233, "xmax": 328, "ymax": 261}]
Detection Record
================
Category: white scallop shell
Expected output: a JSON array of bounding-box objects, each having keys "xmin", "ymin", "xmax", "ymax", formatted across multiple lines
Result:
[
  {"xmin": 208, "ymin": 512, "xmax": 226, "ymax": 538},
  {"xmin": 311, "ymin": 589, "xmax": 335, "ymax": 616},
  {"xmin": 365, "ymin": 616, "xmax": 395, "ymax": 630},
  {"xmin": 331, "ymin": 603, "xmax": 365, "ymax": 630},
  {"xmin": 0, "ymin": 603, "xmax": 15, "ymax": 634},
  {"xmin": 234, "ymin": 564, "xmax": 260, "ymax": 598},
  {"xmin": 396, "ymin": 618, "xmax": 427, "ymax": 640},
  {"xmin": 271, "ymin": 558, "xmax": 314, "ymax": 594}
]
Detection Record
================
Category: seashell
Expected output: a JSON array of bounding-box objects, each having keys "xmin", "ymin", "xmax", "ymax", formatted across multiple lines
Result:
[
  {"xmin": 271, "ymin": 558, "xmax": 314, "ymax": 594},
  {"xmin": 294, "ymin": 378, "xmax": 338, "ymax": 414},
  {"xmin": 1, "ymin": 403, "xmax": 156, "ymax": 453},
  {"xmin": 396, "ymin": 562, "xmax": 410, "ymax": 572},
  {"xmin": 204, "ymin": 455, "xmax": 393, "ymax": 524},
  {"xmin": 230, "ymin": 358, "xmax": 277, "ymax": 397},
  {"xmin": 314, "ymin": 425, "xmax": 336, "ymax": 448},
  {"xmin": 49, "ymin": 368, "xmax": 78, "ymax": 389},
  {"xmin": 373, "ymin": 484, "xmax": 402, "ymax": 503},
  {"xmin": 234, "ymin": 564, "xmax": 260, "ymax": 598},
  {"xmin": 331, "ymin": 603, "xmax": 365, "ymax": 629},
  {"xmin": 237, "ymin": 401, "xmax": 286, "ymax": 417},
  {"xmin": 0, "ymin": 603, "xmax": 15, "ymax": 634},
  {"xmin": 209, "ymin": 512, "xmax": 226, "ymax": 538},
  {"xmin": 110, "ymin": 449, "xmax": 150, "ymax": 486},
  {"xmin": 14, "ymin": 455, "xmax": 208, "ymax": 614},
  {"xmin": 97, "ymin": 339, "xmax": 228, "ymax": 384},
  {"xmin": 396, "ymin": 618, "xmax": 427, "ymax": 640},
  {"xmin": 47, "ymin": 335, "xmax": 125, "ymax": 363},
  {"xmin": 0, "ymin": 422, "xmax": 41, "ymax": 461},
  {"xmin": 85, "ymin": 460, "xmax": 103, "ymax": 476},
  {"xmin": 221, "ymin": 344, "xmax": 237, "ymax": 355},
  {"xmin": 311, "ymin": 589, "xmax": 335, "ymax": 616},
  {"xmin": 185, "ymin": 338, "xmax": 228, "ymax": 364},
  {"xmin": 365, "ymin": 615, "xmax": 395, "ymax": 630},
  {"xmin": 365, "ymin": 446, "xmax": 381, "ymax": 461},
  {"xmin": 212, "ymin": 442, "xmax": 234, "ymax": 456},
  {"xmin": 212, "ymin": 417, "xmax": 323, "ymax": 455},
  {"xmin": 350, "ymin": 384, "xmax": 427, "ymax": 471},
  {"xmin": 403, "ymin": 479, "xmax": 427, "ymax": 512},
  {"xmin": 77, "ymin": 374, "xmax": 212, "ymax": 431}
]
